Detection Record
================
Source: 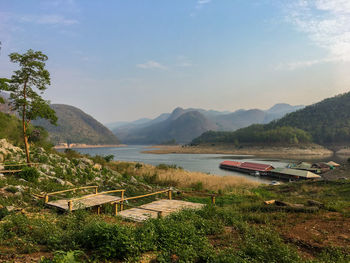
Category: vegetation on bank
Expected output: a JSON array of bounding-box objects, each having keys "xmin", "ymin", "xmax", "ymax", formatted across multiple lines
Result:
[
  {"xmin": 191, "ymin": 92, "xmax": 350, "ymax": 147},
  {"xmin": 192, "ymin": 125, "xmax": 312, "ymax": 146}
]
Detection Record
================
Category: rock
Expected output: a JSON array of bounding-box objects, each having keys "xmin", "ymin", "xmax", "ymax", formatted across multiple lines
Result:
[
  {"xmin": 55, "ymin": 178, "xmax": 74, "ymax": 186},
  {"xmin": 93, "ymin": 163, "xmax": 102, "ymax": 170},
  {"xmin": 140, "ymin": 183, "xmax": 153, "ymax": 190},
  {"xmin": 0, "ymin": 173, "xmax": 5, "ymax": 179},
  {"xmin": 77, "ymin": 163, "xmax": 87, "ymax": 170},
  {"xmin": 15, "ymin": 185, "xmax": 26, "ymax": 192},
  {"xmin": 40, "ymin": 164, "xmax": 52, "ymax": 173},
  {"xmin": 81, "ymin": 158, "xmax": 93, "ymax": 166},
  {"xmin": 130, "ymin": 176, "xmax": 137, "ymax": 183},
  {"xmin": 6, "ymin": 206, "xmax": 15, "ymax": 212},
  {"xmin": 0, "ymin": 165, "xmax": 4, "ymax": 170}
]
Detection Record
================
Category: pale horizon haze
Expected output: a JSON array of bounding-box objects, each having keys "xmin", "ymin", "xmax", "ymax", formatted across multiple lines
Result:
[{"xmin": 1, "ymin": 0, "xmax": 350, "ymax": 123}]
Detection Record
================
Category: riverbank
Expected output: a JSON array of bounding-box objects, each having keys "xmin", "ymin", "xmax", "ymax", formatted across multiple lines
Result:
[
  {"xmin": 54, "ymin": 144, "xmax": 127, "ymax": 149},
  {"xmin": 143, "ymin": 144, "xmax": 334, "ymax": 158}
]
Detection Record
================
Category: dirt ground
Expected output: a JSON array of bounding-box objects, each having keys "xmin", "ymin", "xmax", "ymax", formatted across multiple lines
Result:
[{"xmin": 279, "ymin": 212, "xmax": 350, "ymax": 258}]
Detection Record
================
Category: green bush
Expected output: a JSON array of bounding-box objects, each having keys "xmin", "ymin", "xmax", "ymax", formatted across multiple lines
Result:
[
  {"xmin": 191, "ymin": 181, "xmax": 204, "ymax": 191},
  {"xmin": 156, "ymin": 163, "xmax": 179, "ymax": 170},
  {"xmin": 39, "ymin": 250, "xmax": 85, "ymax": 263},
  {"xmin": 103, "ymin": 154, "xmax": 114, "ymax": 162},
  {"xmin": 135, "ymin": 162, "xmax": 143, "ymax": 169},
  {"xmin": 77, "ymin": 222, "xmax": 139, "ymax": 260},
  {"xmin": 18, "ymin": 166, "xmax": 40, "ymax": 182}
]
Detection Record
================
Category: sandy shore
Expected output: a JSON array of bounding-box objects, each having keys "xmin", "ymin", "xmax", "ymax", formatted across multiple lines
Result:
[
  {"xmin": 143, "ymin": 144, "xmax": 334, "ymax": 158},
  {"xmin": 54, "ymin": 144, "xmax": 127, "ymax": 149}
]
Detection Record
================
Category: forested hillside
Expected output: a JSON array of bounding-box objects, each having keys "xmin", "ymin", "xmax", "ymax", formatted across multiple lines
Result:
[
  {"xmin": 267, "ymin": 92, "xmax": 350, "ymax": 144},
  {"xmin": 33, "ymin": 104, "xmax": 119, "ymax": 145},
  {"xmin": 192, "ymin": 92, "xmax": 350, "ymax": 146}
]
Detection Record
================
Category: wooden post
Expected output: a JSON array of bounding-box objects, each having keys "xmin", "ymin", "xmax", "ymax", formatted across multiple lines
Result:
[
  {"xmin": 97, "ymin": 206, "xmax": 101, "ymax": 215},
  {"xmin": 114, "ymin": 202, "xmax": 118, "ymax": 216},
  {"xmin": 211, "ymin": 195, "xmax": 216, "ymax": 205},
  {"xmin": 168, "ymin": 189, "xmax": 172, "ymax": 200},
  {"xmin": 157, "ymin": 211, "xmax": 163, "ymax": 218},
  {"xmin": 44, "ymin": 194, "xmax": 49, "ymax": 203},
  {"xmin": 68, "ymin": 200, "xmax": 73, "ymax": 212},
  {"xmin": 120, "ymin": 190, "xmax": 124, "ymax": 211},
  {"xmin": 95, "ymin": 186, "xmax": 98, "ymax": 194}
]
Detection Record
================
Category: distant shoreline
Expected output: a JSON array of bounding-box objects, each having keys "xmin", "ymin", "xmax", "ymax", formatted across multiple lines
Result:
[
  {"xmin": 143, "ymin": 144, "xmax": 334, "ymax": 158},
  {"xmin": 54, "ymin": 144, "xmax": 127, "ymax": 149}
]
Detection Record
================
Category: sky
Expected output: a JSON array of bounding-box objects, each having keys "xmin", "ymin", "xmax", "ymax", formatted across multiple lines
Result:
[{"xmin": 0, "ymin": 0, "xmax": 350, "ymax": 123}]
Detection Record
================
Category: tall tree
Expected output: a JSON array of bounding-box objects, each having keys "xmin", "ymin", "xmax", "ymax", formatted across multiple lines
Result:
[{"xmin": 0, "ymin": 49, "xmax": 57, "ymax": 164}]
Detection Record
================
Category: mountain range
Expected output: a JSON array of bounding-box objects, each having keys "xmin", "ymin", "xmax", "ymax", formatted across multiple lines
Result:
[
  {"xmin": 192, "ymin": 91, "xmax": 350, "ymax": 147},
  {"xmin": 111, "ymin": 103, "xmax": 304, "ymax": 144}
]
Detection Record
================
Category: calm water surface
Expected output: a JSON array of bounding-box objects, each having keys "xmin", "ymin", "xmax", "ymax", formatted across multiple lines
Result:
[{"xmin": 74, "ymin": 145, "xmax": 304, "ymax": 183}]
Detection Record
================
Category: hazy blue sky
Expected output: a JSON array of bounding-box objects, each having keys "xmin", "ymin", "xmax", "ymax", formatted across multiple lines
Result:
[{"xmin": 1, "ymin": 0, "xmax": 349, "ymax": 123}]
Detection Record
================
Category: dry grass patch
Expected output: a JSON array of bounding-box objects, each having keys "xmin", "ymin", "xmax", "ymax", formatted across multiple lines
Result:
[
  {"xmin": 107, "ymin": 161, "xmax": 259, "ymax": 192},
  {"xmin": 156, "ymin": 170, "xmax": 259, "ymax": 191}
]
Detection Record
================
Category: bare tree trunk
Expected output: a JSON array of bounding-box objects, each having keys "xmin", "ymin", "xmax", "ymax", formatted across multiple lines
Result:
[{"xmin": 22, "ymin": 81, "xmax": 30, "ymax": 165}]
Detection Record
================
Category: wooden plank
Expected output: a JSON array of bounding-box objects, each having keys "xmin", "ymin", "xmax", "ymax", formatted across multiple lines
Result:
[
  {"xmin": 0, "ymin": 170, "xmax": 23, "ymax": 173},
  {"xmin": 0, "ymin": 163, "xmax": 40, "ymax": 166},
  {"xmin": 46, "ymin": 194, "xmax": 121, "ymax": 211},
  {"xmin": 69, "ymin": 189, "xmax": 124, "ymax": 203},
  {"xmin": 118, "ymin": 200, "xmax": 205, "ymax": 222}
]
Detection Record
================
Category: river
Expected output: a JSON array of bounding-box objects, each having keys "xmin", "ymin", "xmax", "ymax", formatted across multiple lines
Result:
[{"xmin": 72, "ymin": 145, "xmax": 306, "ymax": 183}]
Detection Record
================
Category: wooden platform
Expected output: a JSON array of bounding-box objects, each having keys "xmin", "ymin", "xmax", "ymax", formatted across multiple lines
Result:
[
  {"xmin": 47, "ymin": 194, "xmax": 121, "ymax": 211},
  {"xmin": 118, "ymin": 199, "xmax": 205, "ymax": 222}
]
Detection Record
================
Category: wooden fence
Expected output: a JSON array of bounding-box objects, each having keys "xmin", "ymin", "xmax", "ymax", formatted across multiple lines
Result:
[
  {"xmin": 44, "ymin": 185, "xmax": 99, "ymax": 203},
  {"xmin": 0, "ymin": 162, "xmax": 40, "ymax": 173}
]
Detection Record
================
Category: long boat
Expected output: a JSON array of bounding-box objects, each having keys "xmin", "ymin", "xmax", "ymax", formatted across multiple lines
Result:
[
  {"xmin": 220, "ymin": 161, "xmax": 321, "ymax": 181},
  {"xmin": 219, "ymin": 161, "xmax": 274, "ymax": 176}
]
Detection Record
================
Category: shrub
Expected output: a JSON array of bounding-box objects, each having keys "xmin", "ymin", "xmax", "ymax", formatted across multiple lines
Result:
[
  {"xmin": 39, "ymin": 250, "xmax": 86, "ymax": 263},
  {"xmin": 5, "ymin": 186, "xmax": 18, "ymax": 193},
  {"xmin": 135, "ymin": 163, "xmax": 143, "ymax": 169},
  {"xmin": 156, "ymin": 163, "xmax": 179, "ymax": 170},
  {"xmin": 191, "ymin": 181, "xmax": 204, "ymax": 191},
  {"xmin": 143, "ymin": 173, "xmax": 159, "ymax": 185},
  {"xmin": 103, "ymin": 154, "xmax": 114, "ymax": 162},
  {"xmin": 64, "ymin": 149, "xmax": 83, "ymax": 160},
  {"xmin": 18, "ymin": 166, "xmax": 40, "ymax": 182},
  {"xmin": 77, "ymin": 222, "xmax": 139, "ymax": 260}
]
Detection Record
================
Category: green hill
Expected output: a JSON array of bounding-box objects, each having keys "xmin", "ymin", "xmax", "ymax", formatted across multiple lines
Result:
[
  {"xmin": 33, "ymin": 104, "xmax": 119, "ymax": 145},
  {"xmin": 267, "ymin": 92, "xmax": 350, "ymax": 145},
  {"xmin": 192, "ymin": 92, "xmax": 350, "ymax": 146}
]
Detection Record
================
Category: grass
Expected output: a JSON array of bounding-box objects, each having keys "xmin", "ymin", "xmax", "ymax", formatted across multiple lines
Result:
[
  {"xmin": 106, "ymin": 161, "xmax": 259, "ymax": 192},
  {"xmin": 2, "ymin": 180, "xmax": 349, "ymax": 262}
]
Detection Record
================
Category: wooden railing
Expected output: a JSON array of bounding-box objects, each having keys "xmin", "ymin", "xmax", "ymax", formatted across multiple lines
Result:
[
  {"xmin": 112, "ymin": 189, "xmax": 172, "ymax": 216},
  {"xmin": 67, "ymin": 189, "xmax": 125, "ymax": 212},
  {"xmin": 0, "ymin": 163, "xmax": 40, "ymax": 173},
  {"xmin": 44, "ymin": 186, "xmax": 99, "ymax": 203}
]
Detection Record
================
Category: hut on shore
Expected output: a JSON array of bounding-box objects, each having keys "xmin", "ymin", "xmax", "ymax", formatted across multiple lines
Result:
[{"xmin": 269, "ymin": 168, "xmax": 321, "ymax": 181}]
